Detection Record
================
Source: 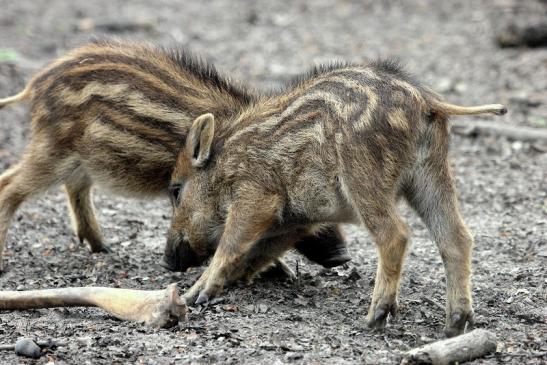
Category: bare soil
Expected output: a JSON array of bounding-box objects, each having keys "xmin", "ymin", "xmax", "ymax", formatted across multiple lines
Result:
[{"xmin": 0, "ymin": 0, "xmax": 545, "ymax": 364}]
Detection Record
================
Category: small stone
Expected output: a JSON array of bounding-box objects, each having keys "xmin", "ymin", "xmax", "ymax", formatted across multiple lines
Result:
[
  {"xmin": 209, "ymin": 297, "xmax": 225, "ymax": 306},
  {"xmin": 529, "ymin": 116, "xmax": 547, "ymax": 128},
  {"xmin": 287, "ymin": 343, "xmax": 305, "ymax": 351},
  {"xmin": 258, "ymin": 304, "xmax": 268, "ymax": 313},
  {"xmin": 222, "ymin": 304, "xmax": 238, "ymax": 312},
  {"xmin": 286, "ymin": 352, "xmax": 303, "ymax": 360},
  {"xmin": 511, "ymin": 141, "xmax": 523, "ymax": 151},
  {"xmin": 454, "ymin": 82, "xmax": 467, "ymax": 94},
  {"xmin": 435, "ymin": 78, "xmax": 453, "ymax": 93},
  {"xmin": 345, "ymin": 268, "xmax": 362, "ymax": 282},
  {"xmin": 77, "ymin": 18, "xmax": 95, "ymax": 32},
  {"xmin": 244, "ymin": 304, "xmax": 255, "ymax": 312},
  {"xmin": 294, "ymin": 296, "xmax": 309, "ymax": 306},
  {"xmin": 77, "ymin": 336, "xmax": 93, "ymax": 346},
  {"xmin": 14, "ymin": 338, "xmax": 41, "ymax": 359}
]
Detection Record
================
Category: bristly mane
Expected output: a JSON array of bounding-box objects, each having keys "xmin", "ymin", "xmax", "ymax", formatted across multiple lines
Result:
[
  {"xmin": 285, "ymin": 58, "xmax": 423, "ymax": 91},
  {"xmin": 369, "ymin": 59, "xmax": 420, "ymax": 86},
  {"xmin": 164, "ymin": 47, "xmax": 255, "ymax": 105},
  {"xmin": 285, "ymin": 61, "xmax": 356, "ymax": 90},
  {"xmin": 90, "ymin": 38, "xmax": 255, "ymax": 105}
]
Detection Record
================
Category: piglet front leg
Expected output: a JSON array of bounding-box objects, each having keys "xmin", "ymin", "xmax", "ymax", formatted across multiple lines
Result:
[{"xmin": 184, "ymin": 193, "xmax": 283, "ymax": 305}]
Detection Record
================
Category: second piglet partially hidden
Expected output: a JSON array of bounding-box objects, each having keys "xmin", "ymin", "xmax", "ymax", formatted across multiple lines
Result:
[
  {"xmin": 167, "ymin": 61, "xmax": 506, "ymax": 337},
  {"xmin": 0, "ymin": 40, "xmax": 349, "ymax": 273}
]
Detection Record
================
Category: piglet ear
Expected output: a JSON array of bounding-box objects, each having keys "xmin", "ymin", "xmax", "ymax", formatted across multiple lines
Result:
[{"xmin": 186, "ymin": 113, "xmax": 215, "ymax": 167}]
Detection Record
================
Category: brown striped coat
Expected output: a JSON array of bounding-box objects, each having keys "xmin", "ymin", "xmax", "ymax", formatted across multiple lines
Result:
[
  {"xmin": 0, "ymin": 40, "xmax": 349, "ymax": 274},
  {"xmin": 167, "ymin": 61, "xmax": 506, "ymax": 337}
]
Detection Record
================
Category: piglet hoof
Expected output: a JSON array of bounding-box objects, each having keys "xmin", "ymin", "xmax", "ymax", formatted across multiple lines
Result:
[
  {"xmin": 444, "ymin": 310, "xmax": 475, "ymax": 338},
  {"xmin": 86, "ymin": 241, "xmax": 112, "ymax": 254},
  {"xmin": 182, "ymin": 291, "xmax": 198, "ymax": 306},
  {"xmin": 366, "ymin": 301, "xmax": 397, "ymax": 330},
  {"xmin": 195, "ymin": 291, "xmax": 210, "ymax": 305},
  {"xmin": 78, "ymin": 234, "xmax": 109, "ymax": 254}
]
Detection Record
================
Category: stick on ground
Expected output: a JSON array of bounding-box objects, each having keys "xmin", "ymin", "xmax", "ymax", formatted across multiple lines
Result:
[
  {"xmin": 401, "ymin": 329, "xmax": 498, "ymax": 365},
  {"xmin": 0, "ymin": 284, "xmax": 187, "ymax": 328}
]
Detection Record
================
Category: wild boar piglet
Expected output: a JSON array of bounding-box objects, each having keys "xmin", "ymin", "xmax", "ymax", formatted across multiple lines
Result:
[
  {"xmin": 0, "ymin": 40, "xmax": 349, "ymax": 272},
  {"xmin": 167, "ymin": 61, "xmax": 506, "ymax": 337}
]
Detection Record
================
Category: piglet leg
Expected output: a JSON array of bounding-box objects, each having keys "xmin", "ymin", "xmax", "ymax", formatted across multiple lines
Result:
[{"xmin": 0, "ymin": 283, "xmax": 187, "ymax": 328}]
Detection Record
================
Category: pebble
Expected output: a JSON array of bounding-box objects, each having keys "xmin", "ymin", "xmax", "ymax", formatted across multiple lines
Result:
[
  {"xmin": 77, "ymin": 336, "xmax": 93, "ymax": 347},
  {"xmin": 286, "ymin": 352, "xmax": 304, "ymax": 360},
  {"xmin": 435, "ymin": 78, "xmax": 453, "ymax": 93},
  {"xmin": 258, "ymin": 304, "xmax": 269, "ymax": 313},
  {"xmin": 454, "ymin": 82, "xmax": 468, "ymax": 94},
  {"xmin": 14, "ymin": 338, "xmax": 41, "ymax": 359}
]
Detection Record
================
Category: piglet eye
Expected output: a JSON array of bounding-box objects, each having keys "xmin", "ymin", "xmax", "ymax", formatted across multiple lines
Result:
[{"xmin": 169, "ymin": 183, "xmax": 183, "ymax": 205}]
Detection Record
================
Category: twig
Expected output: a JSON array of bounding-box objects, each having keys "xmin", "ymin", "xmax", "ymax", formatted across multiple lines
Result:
[
  {"xmin": 0, "ymin": 284, "xmax": 187, "ymax": 328},
  {"xmin": 401, "ymin": 329, "xmax": 498, "ymax": 365}
]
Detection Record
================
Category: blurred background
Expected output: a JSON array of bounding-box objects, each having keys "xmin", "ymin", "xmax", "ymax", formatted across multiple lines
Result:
[
  {"xmin": 0, "ymin": 1, "xmax": 545, "ymax": 364},
  {"xmin": 1, "ymin": 0, "xmax": 547, "ymax": 163},
  {"xmin": 1, "ymin": 0, "xmax": 546, "ymax": 113}
]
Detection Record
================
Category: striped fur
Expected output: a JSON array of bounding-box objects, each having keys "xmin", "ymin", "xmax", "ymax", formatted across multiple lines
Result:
[
  {"xmin": 167, "ymin": 61, "xmax": 506, "ymax": 337},
  {"xmin": 0, "ymin": 40, "xmax": 351, "ymax": 274}
]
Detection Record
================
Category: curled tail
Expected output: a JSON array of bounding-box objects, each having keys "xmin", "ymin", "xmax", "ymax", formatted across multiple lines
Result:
[
  {"xmin": 430, "ymin": 99, "xmax": 507, "ymax": 117},
  {"xmin": 0, "ymin": 87, "xmax": 30, "ymax": 110}
]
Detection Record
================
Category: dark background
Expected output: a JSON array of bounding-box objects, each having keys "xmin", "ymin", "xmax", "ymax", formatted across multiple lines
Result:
[{"xmin": 0, "ymin": 1, "xmax": 545, "ymax": 364}]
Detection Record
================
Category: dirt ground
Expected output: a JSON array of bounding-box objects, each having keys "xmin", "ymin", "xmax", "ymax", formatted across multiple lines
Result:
[{"xmin": 0, "ymin": 0, "xmax": 546, "ymax": 364}]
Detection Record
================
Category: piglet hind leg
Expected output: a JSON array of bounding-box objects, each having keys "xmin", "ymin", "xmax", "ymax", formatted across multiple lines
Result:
[
  {"xmin": 404, "ymin": 163, "xmax": 475, "ymax": 337},
  {"xmin": 362, "ymin": 207, "xmax": 410, "ymax": 330},
  {"xmin": 65, "ymin": 173, "xmax": 110, "ymax": 253},
  {"xmin": 0, "ymin": 147, "xmax": 76, "ymax": 272},
  {"xmin": 342, "ymin": 174, "xmax": 410, "ymax": 330},
  {"xmin": 0, "ymin": 163, "xmax": 22, "ymax": 272},
  {"xmin": 0, "ymin": 284, "xmax": 187, "ymax": 328}
]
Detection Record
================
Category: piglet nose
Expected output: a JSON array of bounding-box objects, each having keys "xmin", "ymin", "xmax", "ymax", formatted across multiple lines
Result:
[
  {"xmin": 162, "ymin": 233, "xmax": 200, "ymax": 272},
  {"xmin": 161, "ymin": 235, "xmax": 186, "ymax": 272},
  {"xmin": 160, "ymin": 255, "xmax": 184, "ymax": 272}
]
